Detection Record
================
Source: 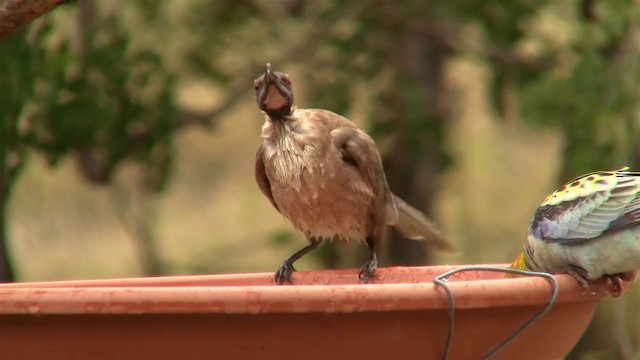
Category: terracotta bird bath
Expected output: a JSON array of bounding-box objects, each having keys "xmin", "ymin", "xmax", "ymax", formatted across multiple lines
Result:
[{"xmin": 0, "ymin": 264, "xmax": 628, "ymax": 360}]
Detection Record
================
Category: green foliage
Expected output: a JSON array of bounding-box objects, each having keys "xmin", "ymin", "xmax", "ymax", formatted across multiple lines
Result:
[
  {"xmin": 302, "ymin": 1, "xmax": 450, "ymax": 162},
  {"xmin": 518, "ymin": 0, "xmax": 640, "ymax": 177},
  {"xmin": 170, "ymin": 0, "xmax": 262, "ymax": 81},
  {"xmin": 10, "ymin": 6, "xmax": 177, "ymax": 191},
  {"xmin": 0, "ymin": 32, "xmax": 36, "ymax": 186},
  {"xmin": 435, "ymin": 0, "xmax": 544, "ymax": 44}
]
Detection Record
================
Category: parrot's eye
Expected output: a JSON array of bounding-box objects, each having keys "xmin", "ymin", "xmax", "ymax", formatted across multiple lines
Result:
[{"xmin": 253, "ymin": 80, "xmax": 261, "ymax": 91}]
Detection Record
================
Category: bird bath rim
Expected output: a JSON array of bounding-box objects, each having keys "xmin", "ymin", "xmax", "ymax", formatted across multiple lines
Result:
[{"xmin": 0, "ymin": 264, "xmax": 625, "ymax": 315}]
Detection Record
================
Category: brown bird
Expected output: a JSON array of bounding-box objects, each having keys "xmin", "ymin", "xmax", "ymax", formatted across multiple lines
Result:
[{"xmin": 253, "ymin": 63, "xmax": 456, "ymax": 284}]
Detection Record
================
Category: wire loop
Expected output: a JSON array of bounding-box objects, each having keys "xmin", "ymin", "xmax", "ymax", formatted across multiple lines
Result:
[{"xmin": 432, "ymin": 266, "xmax": 559, "ymax": 360}]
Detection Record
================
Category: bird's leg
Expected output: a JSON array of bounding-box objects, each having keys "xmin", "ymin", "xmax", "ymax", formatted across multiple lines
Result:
[
  {"xmin": 358, "ymin": 237, "xmax": 378, "ymax": 284},
  {"xmin": 567, "ymin": 265, "xmax": 590, "ymax": 293},
  {"xmin": 274, "ymin": 237, "xmax": 322, "ymax": 285}
]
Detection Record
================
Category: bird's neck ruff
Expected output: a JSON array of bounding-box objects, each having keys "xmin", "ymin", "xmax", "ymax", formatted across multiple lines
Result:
[
  {"xmin": 263, "ymin": 106, "xmax": 296, "ymax": 128},
  {"xmin": 265, "ymin": 105, "xmax": 294, "ymax": 121},
  {"xmin": 260, "ymin": 110, "xmax": 307, "ymax": 159}
]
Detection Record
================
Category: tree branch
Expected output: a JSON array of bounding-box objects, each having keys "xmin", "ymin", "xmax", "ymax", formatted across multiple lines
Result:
[{"xmin": 0, "ymin": 0, "xmax": 71, "ymax": 40}]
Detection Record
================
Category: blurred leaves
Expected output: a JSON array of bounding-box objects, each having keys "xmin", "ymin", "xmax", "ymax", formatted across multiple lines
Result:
[
  {"xmin": 12, "ymin": 2, "xmax": 177, "ymax": 190},
  {"xmin": 269, "ymin": 229, "xmax": 296, "ymax": 247},
  {"xmin": 1, "ymin": 33, "xmax": 36, "ymax": 184},
  {"xmin": 518, "ymin": 0, "xmax": 640, "ymax": 178}
]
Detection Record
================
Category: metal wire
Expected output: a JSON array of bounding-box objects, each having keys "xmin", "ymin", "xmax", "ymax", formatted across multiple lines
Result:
[{"xmin": 432, "ymin": 266, "xmax": 559, "ymax": 360}]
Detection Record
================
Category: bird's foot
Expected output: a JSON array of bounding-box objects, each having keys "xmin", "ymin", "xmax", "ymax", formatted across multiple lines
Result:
[
  {"xmin": 603, "ymin": 275, "xmax": 624, "ymax": 298},
  {"xmin": 568, "ymin": 266, "xmax": 630, "ymax": 297},
  {"xmin": 567, "ymin": 266, "xmax": 591, "ymax": 294},
  {"xmin": 274, "ymin": 261, "xmax": 296, "ymax": 285},
  {"xmin": 358, "ymin": 257, "xmax": 378, "ymax": 284}
]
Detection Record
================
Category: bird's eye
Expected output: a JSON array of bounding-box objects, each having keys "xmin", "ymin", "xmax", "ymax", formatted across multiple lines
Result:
[
  {"xmin": 281, "ymin": 75, "xmax": 291, "ymax": 85},
  {"xmin": 253, "ymin": 80, "xmax": 261, "ymax": 90}
]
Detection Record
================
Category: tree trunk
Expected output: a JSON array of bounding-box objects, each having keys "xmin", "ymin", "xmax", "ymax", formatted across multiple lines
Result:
[
  {"xmin": 384, "ymin": 27, "xmax": 448, "ymax": 266},
  {"xmin": 129, "ymin": 183, "xmax": 164, "ymax": 276},
  {"xmin": 110, "ymin": 170, "xmax": 164, "ymax": 276},
  {"xmin": 0, "ymin": 122, "xmax": 17, "ymax": 282},
  {"xmin": 0, "ymin": 174, "xmax": 16, "ymax": 282}
]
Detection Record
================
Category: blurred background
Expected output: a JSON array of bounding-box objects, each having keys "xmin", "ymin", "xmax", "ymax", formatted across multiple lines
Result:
[{"xmin": 1, "ymin": 0, "xmax": 639, "ymax": 358}]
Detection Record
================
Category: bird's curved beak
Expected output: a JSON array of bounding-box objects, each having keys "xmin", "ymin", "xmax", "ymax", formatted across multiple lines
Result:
[{"xmin": 263, "ymin": 63, "xmax": 276, "ymax": 86}]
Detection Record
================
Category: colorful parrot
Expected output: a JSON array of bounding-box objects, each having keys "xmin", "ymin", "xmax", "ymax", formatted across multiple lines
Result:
[{"xmin": 511, "ymin": 167, "xmax": 640, "ymax": 296}]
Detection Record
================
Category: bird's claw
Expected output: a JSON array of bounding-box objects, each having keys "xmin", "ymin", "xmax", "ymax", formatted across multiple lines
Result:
[
  {"xmin": 567, "ymin": 266, "xmax": 591, "ymax": 294},
  {"xmin": 604, "ymin": 275, "xmax": 624, "ymax": 298},
  {"xmin": 358, "ymin": 258, "xmax": 378, "ymax": 284},
  {"xmin": 568, "ymin": 266, "xmax": 627, "ymax": 297},
  {"xmin": 274, "ymin": 261, "xmax": 296, "ymax": 285}
]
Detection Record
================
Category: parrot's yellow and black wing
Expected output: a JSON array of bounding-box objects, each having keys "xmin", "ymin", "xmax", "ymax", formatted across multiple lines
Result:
[{"xmin": 530, "ymin": 168, "xmax": 640, "ymax": 244}]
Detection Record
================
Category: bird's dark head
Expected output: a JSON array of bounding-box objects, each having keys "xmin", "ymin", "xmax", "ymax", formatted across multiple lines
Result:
[{"xmin": 254, "ymin": 63, "xmax": 294, "ymax": 118}]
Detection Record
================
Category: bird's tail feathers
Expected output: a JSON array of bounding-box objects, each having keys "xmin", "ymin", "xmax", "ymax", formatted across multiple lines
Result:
[
  {"xmin": 390, "ymin": 194, "xmax": 457, "ymax": 252},
  {"xmin": 504, "ymin": 252, "xmax": 528, "ymax": 278}
]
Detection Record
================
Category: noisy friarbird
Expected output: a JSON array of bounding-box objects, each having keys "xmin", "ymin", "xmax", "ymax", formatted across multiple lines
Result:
[{"xmin": 253, "ymin": 63, "xmax": 456, "ymax": 284}]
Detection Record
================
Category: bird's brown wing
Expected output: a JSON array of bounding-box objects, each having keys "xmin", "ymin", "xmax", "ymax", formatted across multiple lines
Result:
[
  {"xmin": 255, "ymin": 147, "xmax": 280, "ymax": 211},
  {"xmin": 330, "ymin": 127, "xmax": 455, "ymax": 251},
  {"xmin": 329, "ymin": 127, "xmax": 398, "ymax": 224}
]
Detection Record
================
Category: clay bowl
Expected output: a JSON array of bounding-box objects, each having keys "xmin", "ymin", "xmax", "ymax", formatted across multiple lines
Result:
[{"xmin": 0, "ymin": 264, "xmax": 628, "ymax": 360}]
